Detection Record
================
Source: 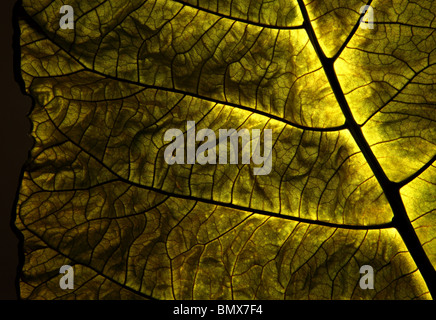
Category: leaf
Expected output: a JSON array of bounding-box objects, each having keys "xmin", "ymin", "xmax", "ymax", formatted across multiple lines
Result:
[{"xmin": 15, "ymin": 0, "xmax": 435, "ymax": 300}]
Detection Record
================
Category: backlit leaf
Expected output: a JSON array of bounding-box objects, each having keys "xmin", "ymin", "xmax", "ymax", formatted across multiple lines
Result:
[{"xmin": 15, "ymin": 0, "xmax": 435, "ymax": 299}]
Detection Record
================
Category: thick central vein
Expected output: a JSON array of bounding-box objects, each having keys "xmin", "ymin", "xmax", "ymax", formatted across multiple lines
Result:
[{"xmin": 296, "ymin": 0, "xmax": 435, "ymax": 298}]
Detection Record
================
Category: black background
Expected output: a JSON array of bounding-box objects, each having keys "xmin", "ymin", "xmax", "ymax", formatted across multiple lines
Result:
[{"xmin": 0, "ymin": 0, "xmax": 31, "ymax": 300}]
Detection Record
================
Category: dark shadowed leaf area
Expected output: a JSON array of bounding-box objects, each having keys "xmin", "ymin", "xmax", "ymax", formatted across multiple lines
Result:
[{"xmin": 15, "ymin": 0, "xmax": 435, "ymax": 299}]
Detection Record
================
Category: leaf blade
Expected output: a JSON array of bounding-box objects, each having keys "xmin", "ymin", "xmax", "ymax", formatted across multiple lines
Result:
[{"xmin": 16, "ymin": 0, "xmax": 435, "ymax": 299}]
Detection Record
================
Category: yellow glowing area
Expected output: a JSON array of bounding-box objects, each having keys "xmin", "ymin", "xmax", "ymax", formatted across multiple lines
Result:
[
  {"xmin": 363, "ymin": 122, "xmax": 435, "ymax": 182},
  {"xmin": 283, "ymin": 30, "xmax": 344, "ymax": 128},
  {"xmin": 372, "ymin": 228, "xmax": 432, "ymax": 299},
  {"xmin": 335, "ymin": 53, "xmax": 380, "ymax": 125},
  {"xmin": 401, "ymin": 165, "xmax": 436, "ymax": 270},
  {"xmin": 305, "ymin": 1, "xmax": 368, "ymax": 59},
  {"xmin": 337, "ymin": 21, "xmax": 435, "ymax": 183}
]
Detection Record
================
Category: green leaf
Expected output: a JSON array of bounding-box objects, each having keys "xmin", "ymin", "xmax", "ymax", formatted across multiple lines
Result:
[{"xmin": 15, "ymin": 0, "xmax": 435, "ymax": 299}]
